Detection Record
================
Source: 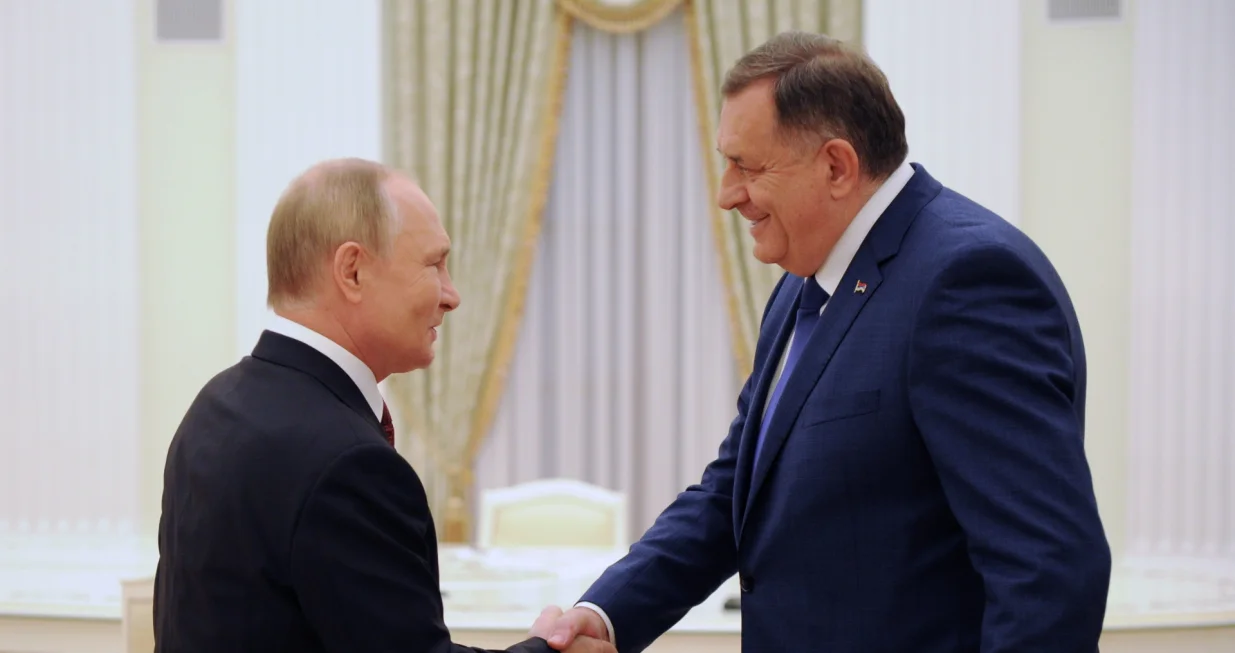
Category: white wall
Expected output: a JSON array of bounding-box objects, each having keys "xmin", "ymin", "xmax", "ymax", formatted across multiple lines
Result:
[
  {"xmin": 233, "ymin": 0, "xmax": 383, "ymax": 356},
  {"xmin": 863, "ymin": 0, "xmax": 1022, "ymax": 225},
  {"xmin": 0, "ymin": 0, "xmax": 139, "ymax": 536},
  {"xmin": 1020, "ymin": 0, "xmax": 1134, "ymax": 557},
  {"xmin": 1127, "ymin": 0, "xmax": 1235, "ymax": 558},
  {"xmin": 135, "ymin": 0, "xmax": 237, "ymax": 536}
]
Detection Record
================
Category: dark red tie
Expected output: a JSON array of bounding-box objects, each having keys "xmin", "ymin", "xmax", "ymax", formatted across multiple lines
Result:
[{"xmin": 380, "ymin": 403, "xmax": 395, "ymax": 447}]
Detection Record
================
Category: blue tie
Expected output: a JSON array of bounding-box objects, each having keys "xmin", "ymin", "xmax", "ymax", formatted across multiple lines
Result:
[{"xmin": 754, "ymin": 276, "xmax": 829, "ymax": 464}]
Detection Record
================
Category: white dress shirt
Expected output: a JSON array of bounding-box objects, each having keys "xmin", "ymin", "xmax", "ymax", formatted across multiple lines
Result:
[
  {"xmin": 576, "ymin": 160, "xmax": 916, "ymax": 646},
  {"xmin": 266, "ymin": 314, "xmax": 385, "ymax": 420}
]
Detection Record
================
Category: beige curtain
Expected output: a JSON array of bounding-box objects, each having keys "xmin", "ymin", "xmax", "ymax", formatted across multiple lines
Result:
[
  {"xmin": 685, "ymin": 0, "xmax": 862, "ymax": 378},
  {"xmin": 383, "ymin": 0, "xmax": 572, "ymax": 542}
]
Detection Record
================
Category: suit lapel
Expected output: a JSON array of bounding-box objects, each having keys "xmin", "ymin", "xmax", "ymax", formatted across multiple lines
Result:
[
  {"xmin": 251, "ymin": 331, "xmax": 383, "ymax": 432},
  {"xmin": 732, "ymin": 284, "xmax": 799, "ymax": 539},
  {"xmin": 732, "ymin": 165, "xmax": 948, "ymax": 540},
  {"xmin": 740, "ymin": 245, "xmax": 885, "ymax": 530},
  {"xmin": 735, "ymin": 165, "xmax": 944, "ymax": 532}
]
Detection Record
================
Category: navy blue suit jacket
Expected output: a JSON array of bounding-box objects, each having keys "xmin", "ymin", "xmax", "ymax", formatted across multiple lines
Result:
[
  {"xmin": 580, "ymin": 165, "xmax": 1111, "ymax": 652},
  {"xmin": 154, "ymin": 332, "xmax": 554, "ymax": 653}
]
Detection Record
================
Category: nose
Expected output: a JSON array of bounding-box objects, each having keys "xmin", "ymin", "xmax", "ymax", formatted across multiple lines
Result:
[
  {"xmin": 441, "ymin": 269, "xmax": 461, "ymax": 311},
  {"xmin": 717, "ymin": 165, "xmax": 748, "ymax": 211}
]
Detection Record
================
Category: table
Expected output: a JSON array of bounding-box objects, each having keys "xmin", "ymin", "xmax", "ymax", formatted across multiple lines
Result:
[{"xmin": 2, "ymin": 536, "xmax": 1233, "ymax": 653}]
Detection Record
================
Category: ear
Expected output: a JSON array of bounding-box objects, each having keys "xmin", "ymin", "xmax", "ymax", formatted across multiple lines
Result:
[
  {"xmin": 331, "ymin": 242, "xmax": 366, "ymax": 304},
  {"xmin": 819, "ymin": 138, "xmax": 862, "ymax": 199}
]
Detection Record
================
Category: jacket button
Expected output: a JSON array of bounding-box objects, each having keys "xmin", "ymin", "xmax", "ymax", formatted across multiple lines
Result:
[{"xmin": 739, "ymin": 575, "xmax": 754, "ymax": 593}]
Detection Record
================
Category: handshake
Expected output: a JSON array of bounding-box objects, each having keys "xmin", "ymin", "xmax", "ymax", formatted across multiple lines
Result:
[{"xmin": 528, "ymin": 605, "xmax": 613, "ymax": 653}]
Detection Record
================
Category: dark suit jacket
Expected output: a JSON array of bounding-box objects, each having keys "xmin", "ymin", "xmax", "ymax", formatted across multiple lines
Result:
[
  {"xmin": 154, "ymin": 331, "xmax": 552, "ymax": 653},
  {"xmin": 579, "ymin": 165, "xmax": 1112, "ymax": 652}
]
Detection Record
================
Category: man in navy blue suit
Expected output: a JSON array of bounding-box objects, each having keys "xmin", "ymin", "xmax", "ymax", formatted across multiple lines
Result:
[{"xmin": 546, "ymin": 31, "xmax": 1111, "ymax": 652}]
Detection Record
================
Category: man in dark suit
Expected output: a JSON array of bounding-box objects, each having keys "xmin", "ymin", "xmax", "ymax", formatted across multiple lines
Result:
[
  {"xmin": 154, "ymin": 158, "xmax": 613, "ymax": 653},
  {"xmin": 546, "ymin": 32, "xmax": 1111, "ymax": 653}
]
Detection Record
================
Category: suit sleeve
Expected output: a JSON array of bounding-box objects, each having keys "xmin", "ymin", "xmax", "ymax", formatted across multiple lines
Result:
[
  {"xmin": 289, "ymin": 442, "xmax": 552, "ymax": 653},
  {"xmin": 577, "ymin": 273, "xmax": 791, "ymax": 653},
  {"xmin": 907, "ymin": 245, "xmax": 1111, "ymax": 652},
  {"xmin": 576, "ymin": 386, "xmax": 744, "ymax": 652}
]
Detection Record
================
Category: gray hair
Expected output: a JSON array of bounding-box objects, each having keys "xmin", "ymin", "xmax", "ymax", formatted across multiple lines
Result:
[{"xmin": 722, "ymin": 31, "xmax": 908, "ymax": 179}]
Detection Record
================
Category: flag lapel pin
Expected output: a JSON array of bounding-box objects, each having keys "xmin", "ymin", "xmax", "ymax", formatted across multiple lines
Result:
[{"xmin": 854, "ymin": 280, "xmax": 867, "ymax": 294}]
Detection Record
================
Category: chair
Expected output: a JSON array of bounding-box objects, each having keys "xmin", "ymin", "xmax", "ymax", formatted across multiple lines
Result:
[
  {"xmin": 121, "ymin": 576, "xmax": 155, "ymax": 653},
  {"xmin": 476, "ymin": 478, "xmax": 627, "ymax": 549}
]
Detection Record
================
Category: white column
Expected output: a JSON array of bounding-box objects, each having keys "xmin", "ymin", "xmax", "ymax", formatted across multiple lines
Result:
[
  {"xmin": 862, "ymin": 0, "xmax": 1022, "ymax": 225},
  {"xmin": 1127, "ymin": 0, "xmax": 1235, "ymax": 558},
  {"xmin": 234, "ymin": 0, "xmax": 383, "ymax": 356},
  {"xmin": 0, "ymin": 0, "xmax": 139, "ymax": 537}
]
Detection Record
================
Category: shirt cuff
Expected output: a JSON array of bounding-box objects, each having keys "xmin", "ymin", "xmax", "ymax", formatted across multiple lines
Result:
[{"xmin": 573, "ymin": 601, "xmax": 615, "ymax": 648}]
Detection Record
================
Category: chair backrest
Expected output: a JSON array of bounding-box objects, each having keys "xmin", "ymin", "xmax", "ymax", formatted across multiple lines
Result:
[
  {"xmin": 476, "ymin": 478, "xmax": 627, "ymax": 550},
  {"xmin": 121, "ymin": 576, "xmax": 155, "ymax": 653}
]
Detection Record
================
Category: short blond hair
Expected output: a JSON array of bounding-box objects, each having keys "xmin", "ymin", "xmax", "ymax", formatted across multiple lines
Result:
[{"xmin": 265, "ymin": 158, "xmax": 400, "ymax": 307}]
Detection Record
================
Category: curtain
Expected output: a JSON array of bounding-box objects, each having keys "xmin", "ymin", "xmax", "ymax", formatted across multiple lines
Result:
[
  {"xmin": 557, "ymin": 0, "xmax": 683, "ymax": 32},
  {"xmin": 476, "ymin": 10, "xmax": 737, "ymax": 538},
  {"xmin": 382, "ymin": 0, "xmax": 861, "ymax": 541},
  {"xmin": 383, "ymin": 0, "xmax": 572, "ymax": 541},
  {"xmin": 686, "ymin": 0, "xmax": 862, "ymax": 376}
]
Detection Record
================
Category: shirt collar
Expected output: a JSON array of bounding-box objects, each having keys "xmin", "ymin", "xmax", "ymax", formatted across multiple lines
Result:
[
  {"xmin": 814, "ymin": 160, "xmax": 916, "ymax": 295},
  {"xmin": 266, "ymin": 314, "xmax": 385, "ymax": 420}
]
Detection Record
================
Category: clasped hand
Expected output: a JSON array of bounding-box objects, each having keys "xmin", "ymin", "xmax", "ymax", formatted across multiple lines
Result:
[{"xmin": 529, "ymin": 606, "xmax": 613, "ymax": 653}]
